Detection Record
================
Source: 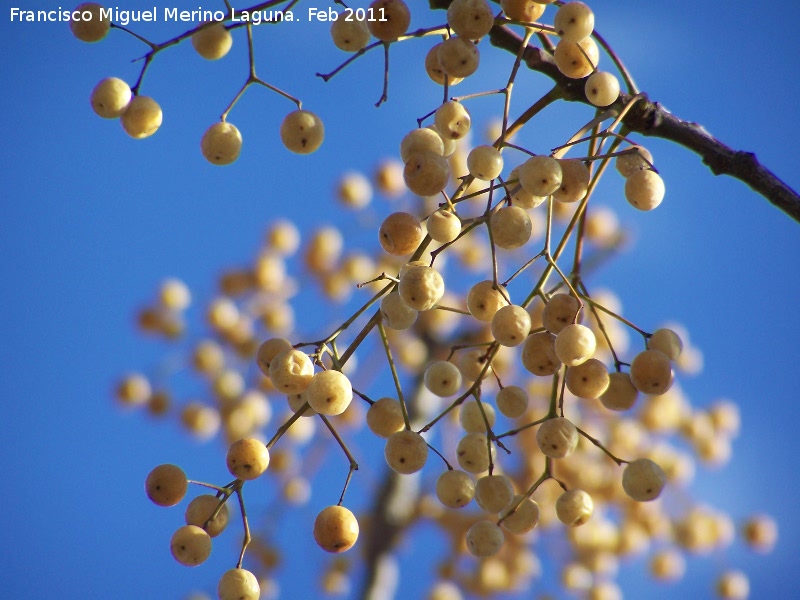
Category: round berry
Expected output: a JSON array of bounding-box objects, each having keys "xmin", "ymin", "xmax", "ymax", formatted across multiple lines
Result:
[
  {"xmin": 314, "ymin": 505, "xmax": 359, "ymax": 553},
  {"xmin": 184, "ymin": 494, "xmax": 229, "ymax": 537},
  {"xmin": 553, "ymin": 2, "xmax": 594, "ymax": 43},
  {"xmin": 491, "ymin": 304, "xmax": 531, "ymax": 346},
  {"xmin": 385, "ymin": 430, "xmax": 428, "ymax": 474},
  {"xmin": 90, "ymin": 77, "xmax": 131, "ymax": 118},
  {"xmin": 70, "ymin": 3, "xmax": 110, "ymax": 42},
  {"xmin": 366, "ymin": 397, "xmax": 406, "ymax": 438},
  {"xmin": 366, "ymin": 0, "xmax": 410, "ymax": 41},
  {"xmin": 170, "ymin": 525, "xmax": 211, "ymax": 566},
  {"xmin": 280, "ymin": 109, "xmax": 324, "ymax": 154},
  {"xmin": 437, "ymin": 36, "xmax": 480, "ymax": 78},
  {"xmin": 424, "ymin": 360, "xmax": 463, "ymax": 397},
  {"xmin": 305, "ymin": 370, "xmax": 353, "ymax": 416},
  {"xmin": 403, "ymin": 151, "xmax": 450, "ymax": 197},
  {"xmin": 499, "ymin": 495, "xmax": 540, "ymax": 534},
  {"xmin": 555, "ymin": 489, "xmax": 594, "ymax": 526},
  {"xmin": 554, "ymin": 323, "xmax": 596, "ymax": 367},
  {"xmin": 625, "ymin": 169, "xmax": 665, "ymax": 211},
  {"xmin": 379, "ymin": 212, "xmax": 424, "ymax": 255},
  {"xmin": 491, "ymin": 205, "xmax": 533, "ymax": 249},
  {"xmin": 536, "ymin": 417, "xmax": 579, "ymax": 458},
  {"xmin": 622, "ymin": 458, "xmax": 666, "ymax": 501},
  {"xmin": 427, "ymin": 209, "xmax": 461, "ymax": 243},
  {"xmin": 496, "ymin": 385, "xmax": 528, "ymax": 418},
  {"xmin": 201, "ymin": 121, "xmax": 242, "ymax": 165},
  {"xmin": 398, "ymin": 264, "xmax": 445, "ymax": 311},
  {"xmin": 447, "ymin": 0, "xmax": 495, "ymax": 40},
  {"xmin": 467, "ymin": 280, "xmax": 509, "ymax": 322},
  {"xmin": 226, "ymin": 438, "xmax": 270, "ymax": 480},
  {"xmin": 330, "ymin": 16, "xmax": 370, "ymax": 52},
  {"xmin": 475, "ymin": 474, "xmax": 514, "ymax": 513},
  {"xmin": 466, "ymin": 520, "xmax": 504, "ymax": 557},
  {"xmin": 145, "ymin": 464, "xmax": 188, "ymax": 507},
  {"xmin": 192, "ymin": 23, "xmax": 232, "ymax": 60},
  {"xmin": 218, "ymin": 568, "xmax": 260, "ymax": 600},
  {"xmin": 120, "ymin": 96, "xmax": 162, "ymax": 139},
  {"xmin": 436, "ymin": 469, "xmax": 475, "ymax": 508}
]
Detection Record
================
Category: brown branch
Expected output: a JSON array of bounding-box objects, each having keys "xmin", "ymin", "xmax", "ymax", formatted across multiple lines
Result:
[{"xmin": 488, "ymin": 25, "xmax": 800, "ymax": 224}]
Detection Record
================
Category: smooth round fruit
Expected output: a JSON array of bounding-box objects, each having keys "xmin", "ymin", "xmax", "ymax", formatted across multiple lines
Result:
[
  {"xmin": 457, "ymin": 432, "xmax": 491, "ymax": 473},
  {"xmin": 120, "ymin": 96, "xmax": 162, "ymax": 139},
  {"xmin": 565, "ymin": 358, "xmax": 610, "ymax": 399},
  {"xmin": 403, "ymin": 151, "xmax": 450, "ymax": 197},
  {"xmin": 427, "ymin": 209, "xmax": 461, "ymax": 243},
  {"xmin": 70, "ymin": 3, "xmax": 110, "ymax": 42},
  {"xmin": 616, "ymin": 145, "xmax": 654, "ymax": 177},
  {"xmin": 716, "ymin": 570, "xmax": 749, "ymax": 600},
  {"xmin": 90, "ymin": 77, "xmax": 131, "ymax": 118},
  {"xmin": 585, "ymin": 71, "xmax": 620, "ymax": 107},
  {"xmin": 467, "ymin": 280, "xmax": 509, "ymax": 322},
  {"xmin": 447, "ymin": 0, "xmax": 495, "ymax": 40},
  {"xmin": 629, "ymin": 349, "xmax": 673, "ymax": 395},
  {"xmin": 185, "ymin": 494, "xmax": 229, "ymax": 537},
  {"xmin": 491, "ymin": 304, "xmax": 531, "ymax": 346},
  {"xmin": 554, "ymin": 2, "xmax": 594, "ymax": 43},
  {"xmin": 192, "ymin": 23, "xmax": 233, "ymax": 60},
  {"xmin": 146, "ymin": 464, "xmax": 188, "ymax": 507},
  {"xmin": 459, "ymin": 399, "xmax": 496, "ymax": 433},
  {"xmin": 536, "ymin": 417, "xmax": 579, "ymax": 459},
  {"xmin": 521, "ymin": 331, "xmax": 561, "ymax": 376},
  {"xmin": 379, "ymin": 212, "xmax": 424, "ymax": 255},
  {"xmin": 499, "ymin": 495, "xmax": 540, "ymax": 534},
  {"xmin": 475, "ymin": 474, "xmax": 514, "ymax": 513},
  {"xmin": 424, "ymin": 43, "xmax": 465, "ymax": 86},
  {"xmin": 201, "ymin": 121, "xmax": 242, "ymax": 165},
  {"xmin": 625, "ymin": 169, "xmax": 665, "ymax": 211},
  {"xmin": 424, "ymin": 361, "xmax": 462, "ymax": 396},
  {"xmin": 268, "ymin": 348, "xmax": 314, "ymax": 394},
  {"xmin": 337, "ymin": 171, "xmax": 372, "ymax": 207},
  {"xmin": 436, "ymin": 469, "xmax": 475, "ymax": 508},
  {"xmin": 518, "ymin": 155, "xmax": 563, "ymax": 197},
  {"xmin": 437, "ymin": 36, "xmax": 480, "ymax": 78},
  {"xmin": 380, "ymin": 291, "xmax": 418, "ymax": 330},
  {"xmin": 496, "ymin": 385, "xmax": 528, "ymax": 418},
  {"xmin": 330, "ymin": 16, "xmax": 370, "ymax": 52},
  {"xmin": 554, "ymin": 323, "xmax": 596, "ymax": 367},
  {"xmin": 366, "ymin": 397, "xmax": 405, "ymax": 438},
  {"xmin": 555, "ymin": 489, "xmax": 594, "ymax": 526},
  {"xmin": 314, "ymin": 505, "xmax": 359, "ymax": 553},
  {"xmin": 648, "ymin": 328, "xmax": 683, "ymax": 360},
  {"xmin": 256, "ymin": 337, "xmax": 294, "ymax": 377},
  {"xmin": 622, "ymin": 458, "xmax": 666, "ymax": 501},
  {"xmin": 226, "ymin": 438, "xmax": 270, "ymax": 480},
  {"xmin": 553, "ymin": 159, "xmax": 590, "ymax": 203},
  {"xmin": 599, "ymin": 371, "xmax": 639, "ymax": 411},
  {"xmin": 170, "ymin": 525, "xmax": 212, "ymax": 566},
  {"xmin": 466, "ymin": 520, "xmax": 504, "ymax": 557},
  {"xmin": 400, "ymin": 128, "xmax": 445, "ymax": 162},
  {"xmin": 218, "ymin": 568, "xmax": 260, "ymax": 600},
  {"xmin": 366, "ymin": 0, "xmax": 410, "ymax": 41},
  {"xmin": 280, "ymin": 109, "xmax": 324, "ymax": 154},
  {"xmin": 467, "ymin": 145, "xmax": 503, "ymax": 180},
  {"xmin": 305, "ymin": 370, "xmax": 353, "ymax": 416},
  {"xmin": 434, "ymin": 101, "xmax": 471, "ymax": 140},
  {"xmin": 385, "ymin": 430, "xmax": 428, "ymax": 474},
  {"xmin": 542, "ymin": 293, "xmax": 580, "ymax": 334},
  {"xmin": 553, "ymin": 37, "xmax": 599, "ymax": 79},
  {"xmin": 491, "ymin": 205, "xmax": 533, "ymax": 249},
  {"xmin": 500, "ymin": 0, "xmax": 546, "ymax": 22}
]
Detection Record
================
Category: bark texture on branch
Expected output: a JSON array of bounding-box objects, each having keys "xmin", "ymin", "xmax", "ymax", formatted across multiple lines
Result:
[{"xmin": 488, "ymin": 26, "xmax": 800, "ymax": 223}]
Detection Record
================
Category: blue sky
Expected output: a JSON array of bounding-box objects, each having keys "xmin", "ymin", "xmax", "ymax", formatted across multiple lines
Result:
[{"xmin": 2, "ymin": 1, "xmax": 799, "ymax": 598}]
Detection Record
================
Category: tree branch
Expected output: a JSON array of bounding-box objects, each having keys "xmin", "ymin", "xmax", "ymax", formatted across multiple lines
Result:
[{"xmin": 488, "ymin": 26, "xmax": 800, "ymax": 224}]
